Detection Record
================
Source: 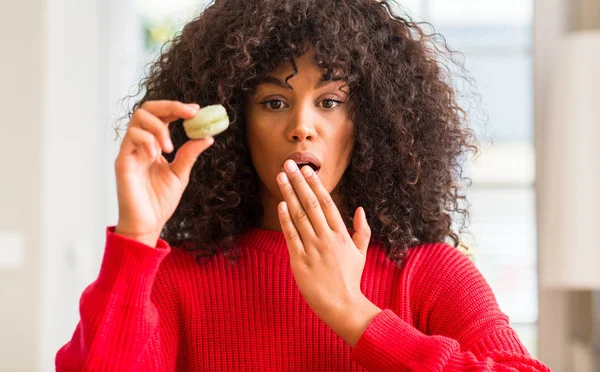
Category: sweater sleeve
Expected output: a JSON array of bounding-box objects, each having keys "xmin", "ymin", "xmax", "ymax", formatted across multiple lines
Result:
[
  {"xmin": 55, "ymin": 227, "xmax": 179, "ymax": 371},
  {"xmin": 351, "ymin": 244, "xmax": 551, "ymax": 371}
]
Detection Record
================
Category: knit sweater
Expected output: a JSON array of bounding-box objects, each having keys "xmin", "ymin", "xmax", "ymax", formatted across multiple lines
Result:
[{"xmin": 55, "ymin": 227, "xmax": 550, "ymax": 371}]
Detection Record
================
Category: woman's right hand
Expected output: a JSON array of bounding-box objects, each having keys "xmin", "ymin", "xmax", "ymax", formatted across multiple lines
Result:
[{"xmin": 114, "ymin": 100, "xmax": 215, "ymax": 247}]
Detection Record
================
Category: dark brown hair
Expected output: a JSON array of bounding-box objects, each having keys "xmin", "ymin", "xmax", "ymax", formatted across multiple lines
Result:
[{"xmin": 123, "ymin": 0, "xmax": 479, "ymax": 264}]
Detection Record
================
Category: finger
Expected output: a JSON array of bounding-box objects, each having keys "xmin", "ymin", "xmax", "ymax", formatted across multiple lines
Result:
[
  {"xmin": 129, "ymin": 108, "xmax": 174, "ymax": 153},
  {"xmin": 120, "ymin": 126, "xmax": 160, "ymax": 160},
  {"xmin": 352, "ymin": 207, "xmax": 371, "ymax": 255},
  {"xmin": 170, "ymin": 136, "xmax": 215, "ymax": 184},
  {"xmin": 277, "ymin": 170, "xmax": 317, "ymax": 242},
  {"xmin": 300, "ymin": 164, "xmax": 346, "ymax": 233},
  {"xmin": 282, "ymin": 161, "xmax": 329, "ymax": 237},
  {"xmin": 278, "ymin": 201, "xmax": 305, "ymax": 256},
  {"xmin": 140, "ymin": 100, "xmax": 199, "ymax": 122}
]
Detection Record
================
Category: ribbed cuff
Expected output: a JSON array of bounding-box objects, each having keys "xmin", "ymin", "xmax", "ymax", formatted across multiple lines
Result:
[
  {"xmin": 351, "ymin": 309, "xmax": 458, "ymax": 371},
  {"xmin": 94, "ymin": 226, "xmax": 171, "ymax": 297}
]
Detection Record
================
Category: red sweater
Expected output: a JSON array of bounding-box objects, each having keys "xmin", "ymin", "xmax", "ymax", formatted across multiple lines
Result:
[{"xmin": 56, "ymin": 227, "xmax": 550, "ymax": 371}]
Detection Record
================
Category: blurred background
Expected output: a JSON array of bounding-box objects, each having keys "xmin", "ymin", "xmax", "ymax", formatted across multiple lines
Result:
[{"xmin": 0, "ymin": 0, "xmax": 598, "ymax": 370}]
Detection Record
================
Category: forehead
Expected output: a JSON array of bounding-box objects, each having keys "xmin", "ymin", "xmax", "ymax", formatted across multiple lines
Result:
[
  {"xmin": 257, "ymin": 75, "xmax": 341, "ymax": 91},
  {"xmin": 270, "ymin": 50, "xmax": 319, "ymax": 74},
  {"xmin": 258, "ymin": 58, "xmax": 348, "ymax": 92}
]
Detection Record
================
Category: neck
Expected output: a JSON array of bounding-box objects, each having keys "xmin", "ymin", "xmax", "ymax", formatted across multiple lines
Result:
[
  {"xmin": 257, "ymin": 207, "xmax": 283, "ymax": 231},
  {"xmin": 257, "ymin": 186, "xmax": 283, "ymax": 231}
]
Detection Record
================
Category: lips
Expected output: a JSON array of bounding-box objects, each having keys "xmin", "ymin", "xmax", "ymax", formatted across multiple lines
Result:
[{"xmin": 283, "ymin": 151, "xmax": 322, "ymax": 173}]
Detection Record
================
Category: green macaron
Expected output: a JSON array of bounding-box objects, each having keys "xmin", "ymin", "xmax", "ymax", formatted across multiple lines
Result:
[{"xmin": 183, "ymin": 104, "xmax": 230, "ymax": 139}]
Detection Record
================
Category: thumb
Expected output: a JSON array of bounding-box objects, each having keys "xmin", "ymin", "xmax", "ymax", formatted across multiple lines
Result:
[
  {"xmin": 351, "ymin": 207, "xmax": 371, "ymax": 255},
  {"xmin": 170, "ymin": 137, "xmax": 214, "ymax": 183}
]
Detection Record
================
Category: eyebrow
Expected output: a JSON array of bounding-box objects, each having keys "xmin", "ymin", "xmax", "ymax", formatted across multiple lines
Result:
[{"xmin": 258, "ymin": 75, "xmax": 340, "ymax": 90}]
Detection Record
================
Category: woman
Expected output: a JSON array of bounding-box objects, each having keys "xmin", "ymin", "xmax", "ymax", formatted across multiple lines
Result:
[{"xmin": 56, "ymin": 0, "xmax": 550, "ymax": 370}]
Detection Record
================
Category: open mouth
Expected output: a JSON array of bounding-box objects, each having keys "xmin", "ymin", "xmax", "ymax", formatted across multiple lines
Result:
[
  {"xmin": 282, "ymin": 152, "xmax": 322, "ymax": 175},
  {"xmin": 281, "ymin": 162, "xmax": 321, "ymax": 174},
  {"xmin": 296, "ymin": 162, "xmax": 320, "ymax": 173}
]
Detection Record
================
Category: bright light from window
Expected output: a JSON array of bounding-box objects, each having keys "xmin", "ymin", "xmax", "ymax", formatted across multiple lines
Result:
[
  {"xmin": 136, "ymin": 0, "xmax": 204, "ymax": 22},
  {"xmin": 429, "ymin": 0, "xmax": 533, "ymax": 25}
]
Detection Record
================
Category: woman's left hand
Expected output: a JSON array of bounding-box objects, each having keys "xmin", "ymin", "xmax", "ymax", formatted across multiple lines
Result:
[{"xmin": 277, "ymin": 160, "xmax": 382, "ymax": 347}]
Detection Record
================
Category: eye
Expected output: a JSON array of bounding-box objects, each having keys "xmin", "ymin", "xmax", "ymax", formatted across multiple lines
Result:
[
  {"xmin": 320, "ymin": 98, "xmax": 344, "ymax": 109},
  {"xmin": 259, "ymin": 99, "xmax": 288, "ymax": 111}
]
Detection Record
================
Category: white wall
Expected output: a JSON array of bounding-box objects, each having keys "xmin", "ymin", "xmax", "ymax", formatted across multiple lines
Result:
[
  {"xmin": 0, "ymin": 0, "xmax": 139, "ymax": 370},
  {"xmin": 534, "ymin": 1, "xmax": 571, "ymax": 371},
  {"xmin": 40, "ymin": 0, "xmax": 142, "ymax": 370},
  {"xmin": 40, "ymin": 0, "xmax": 106, "ymax": 370},
  {"xmin": 535, "ymin": 1, "xmax": 600, "ymax": 371},
  {"xmin": 0, "ymin": 0, "xmax": 46, "ymax": 370}
]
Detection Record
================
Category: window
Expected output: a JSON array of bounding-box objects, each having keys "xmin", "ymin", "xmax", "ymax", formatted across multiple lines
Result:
[
  {"xmin": 133, "ymin": 0, "xmax": 538, "ymax": 356},
  {"xmin": 393, "ymin": 0, "xmax": 537, "ymax": 355}
]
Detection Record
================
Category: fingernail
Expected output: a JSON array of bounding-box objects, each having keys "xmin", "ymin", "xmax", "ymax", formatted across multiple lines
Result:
[
  {"xmin": 187, "ymin": 103, "xmax": 200, "ymax": 110},
  {"xmin": 301, "ymin": 166, "xmax": 313, "ymax": 177},
  {"xmin": 185, "ymin": 104, "xmax": 200, "ymax": 115},
  {"xmin": 278, "ymin": 173, "xmax": 289, "ymax": 184},
  {"xmin": 285, "ymin": 160, "xmax": 296, "ymax": 172},
  {"xmin": 166, "ymin": 139, "xmax": 174, "ymax": 152},
  {"xmin": 279, "ymin": 202, "xmax": 287, "ymax": 213}
]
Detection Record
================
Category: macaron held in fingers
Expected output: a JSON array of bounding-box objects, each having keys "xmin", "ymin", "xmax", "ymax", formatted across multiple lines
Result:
[{"xmin": 183, "ymin": 104, "xmax": 230, "ymax": 139}]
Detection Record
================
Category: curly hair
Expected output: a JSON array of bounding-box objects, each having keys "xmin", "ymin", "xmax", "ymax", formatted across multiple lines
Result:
[{"xmin": 123, "ymin": 0, "xmax": 479, "ymax": 265}]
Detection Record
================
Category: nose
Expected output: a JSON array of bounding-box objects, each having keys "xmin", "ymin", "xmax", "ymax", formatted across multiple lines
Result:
[{"xmin": 286, "ymin": 104, "xmax": 317, "ymax": 142}]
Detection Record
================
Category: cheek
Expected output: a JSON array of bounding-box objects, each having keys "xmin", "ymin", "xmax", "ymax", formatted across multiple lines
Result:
[
  {"xmin": 247, "ymin": 134, "xmax": 270, "ymax": 175},
  {"xmin": 245, "ymin": 111, "xmax": 268, "ymax": 159},
  {"xmin": 328, "ymin": 126, "xmax": 355, "ymax": 184},
  {"xmin": 246, "ymin": 124, "xmax": 281, "ymax": 192},
  {"xmin": 337, "ymin": 124, "xmax": 355, "ymax": 159}
]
